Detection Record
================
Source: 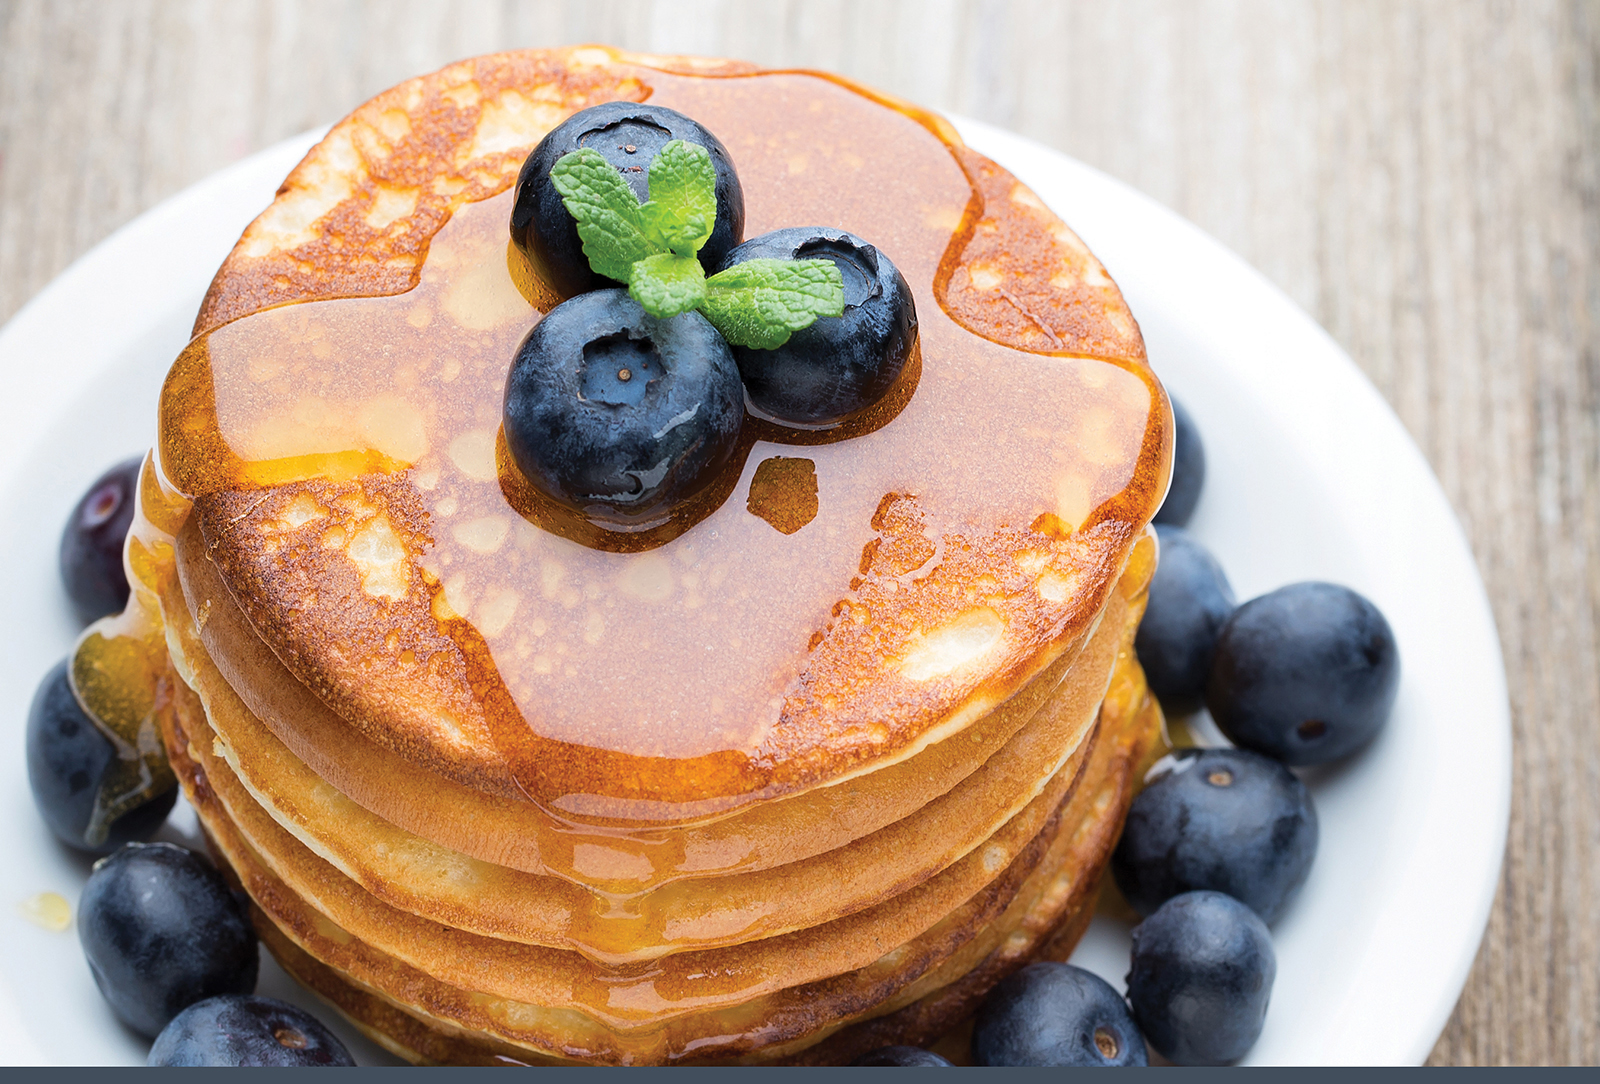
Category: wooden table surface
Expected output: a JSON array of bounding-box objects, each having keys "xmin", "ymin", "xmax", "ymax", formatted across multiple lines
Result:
[{"xmin": 1, "ymin": 0, "xmax": 1592, "ymax": 1066}]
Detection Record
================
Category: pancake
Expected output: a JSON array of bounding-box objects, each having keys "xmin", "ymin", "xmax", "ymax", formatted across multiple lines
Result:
[
  {"xmin": 168, "ymin": 675, "xmax": 1066, "ymax": 1036},
  {"xmin": 106, "ymin": 44, "xmax": 1175, "ymax": 1062},
  {"xmin": 152, "ymin": 539, "xmax": 1154, "ymax": 1063},
  {"xmin": 160, "ymin": 602, "xmax": 1161, "ymax": 1064},
  {"xmin": 175, "ymin": 488, "xmax": 1115, "ymax": 895},
  {"xmin": 165, "ymin": 537, "xmax": 1125, "ymax": 961}
]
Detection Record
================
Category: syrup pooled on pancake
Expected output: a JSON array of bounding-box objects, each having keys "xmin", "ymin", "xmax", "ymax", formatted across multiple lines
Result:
[{"xmin": 152, "ymin": 59, "xmax": 1166, "ymax": 824}]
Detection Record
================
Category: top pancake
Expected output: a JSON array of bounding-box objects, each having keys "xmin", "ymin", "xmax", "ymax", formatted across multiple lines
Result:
[{"xmin": 154, "ymin": 46, "xmax": 1170, "ymax": 825}]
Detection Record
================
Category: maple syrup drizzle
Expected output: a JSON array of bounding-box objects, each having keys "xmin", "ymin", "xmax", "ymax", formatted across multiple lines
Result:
[{"xmin": 103, "ymin": 69, "xmax": 1163, "ymax": 820}]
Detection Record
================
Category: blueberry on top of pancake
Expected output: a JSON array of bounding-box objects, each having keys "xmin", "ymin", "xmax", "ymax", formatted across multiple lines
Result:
[
  {"xmin": 513, "ymin": 101, "xmax": 745, "ymax": 297},
  {"xmin": 716, "ymin": 227, "xmax": 917, "ymax": 428},
  {"xmin": 503, "ymin": 289, "xmax": 744, "ymax": 527}
]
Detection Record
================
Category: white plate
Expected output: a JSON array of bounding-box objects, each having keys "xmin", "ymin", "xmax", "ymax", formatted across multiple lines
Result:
[{"xmin": 0, "ymin": 119, "xmax": 1509, "ymax": 1066}]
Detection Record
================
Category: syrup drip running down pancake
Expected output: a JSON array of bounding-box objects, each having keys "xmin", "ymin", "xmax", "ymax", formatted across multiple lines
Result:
[{"xmin": 151, "ymin": 51, "xmax": 1168, "ymax": 826}]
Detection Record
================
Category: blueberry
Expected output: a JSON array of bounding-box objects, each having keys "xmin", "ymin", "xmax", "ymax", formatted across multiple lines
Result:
[
  {"xmin": 149, "ymin": 995, "xmax": 354, "ymax": 1066},
  {"xmin": 714, "ymin": 228, "xmax": 917, "ymax": 428},
  {"xmin": 78, "ymin": 842, "xmax": 258, "ymax": 1037},
  {"xmin": 25, "ymin": 659, "xmax": 175, "ymax": 855},
  {"xmin": 1135, "ymin": 525, "xmax": 1235, "ymax": 708},
  {"xmin": 512, "ymin": 102, "xmax": 745, "ymax": 297},
  {"xmin": 1112, "ymin": 748, "xmax": 1317, "ymax": 924},
  {"xmin": 852, "ymin": 1046, "xmax": 953, "ymax": 1066},
  {"xmin": 60, "ymin": 455, "xmax": 142, "ymax": 624},
  {"xmin": 1207, "ymin": 582, "xmax": 1399, "ymax": 765},
  {"xmin": 972, "ymin": 962, "xmax": 1147, "ymax": 1067},
  {"xmin": 1127, "ymin": 891, "xmax": 1274, "ymax": 1065},
  {"xmin": 1153, "ymin": 396, "xmax": 1204, "ymax": 527},
  {"xmin": 504, "ymin": 289, "xmax": 744, "ymax": 526}
]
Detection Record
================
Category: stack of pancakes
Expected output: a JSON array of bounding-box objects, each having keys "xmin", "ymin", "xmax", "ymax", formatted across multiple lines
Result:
[{"xmin": 136, "ymin": 47, "xmax": 1171, "ymax": 1064}]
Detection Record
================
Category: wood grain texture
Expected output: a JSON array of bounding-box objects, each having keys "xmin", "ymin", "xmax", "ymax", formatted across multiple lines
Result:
[{"xmin": 0, "ymin": 0, "xmax": 1593, "ymax": 1065}]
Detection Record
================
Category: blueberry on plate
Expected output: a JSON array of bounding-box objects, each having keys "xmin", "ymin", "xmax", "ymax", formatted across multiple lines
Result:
[
  {"xmin": 78, "ymin": 842, "xmax": 258, "ymax": 1037},
  {"xmin": 1153, "ymin": 395, "xmax": 1204, "ymax": 527},
  {"xmin": 1112, "ymin": 747, "xmax": 1317, "ymax": 924},
  {"xmin": 25, "ymin": 659, "xmax": 175, "ymax": 855},
  {"xmin": 1134, "ymin": 525, "xmax": 1235, "ymax": 708},
  {"xmin": 714, "ymin": 227, "xmax": 917, "ymax": 428},
  {"xmin": 504, "ymin": 289, "xmax": 744, "ymax": 527},
  {"xmin": 60, "ymin": 455, "xmax": 142, "ymax": 624},
  {"xmin": 972, "ymin": 962, "xmax": 1146, "ymax": 1067},
  {"xmin": 852, "ymin": 1045, "xmax": 953, "ymax": 1066},
  {"xmin": 149, "ymin": 995, "xmax": 355, "ymax": 1066},
  {"xmin": 1127, "ymin": 891, "xmax": 1275, "ymax": 1065},
  {"xmin": 1207, "ymin": 581, "xmax": 1399, "ymax": 765},
  {"xmin": 512, "ymin": 101, "xmax": 745, "ymax": 297}
]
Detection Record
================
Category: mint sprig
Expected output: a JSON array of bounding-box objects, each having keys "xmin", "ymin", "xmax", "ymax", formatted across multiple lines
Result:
[{"xmin": 549, "ymin": 141, "xmax": 844, "ymax": 348}]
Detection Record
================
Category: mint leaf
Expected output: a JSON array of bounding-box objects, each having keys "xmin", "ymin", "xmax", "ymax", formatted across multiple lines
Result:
[
  {"xmin": 551, "ymin": 144, "xmax": 851, "ymax": 350},
  {"xmin": 629, "ymin": 252, "xmax": 707, "ymax": 318},
  {"xmin": 550, "ymin": 148, "xmax": 657, "ymax": 282},
  {"xmin": 701, "ymin": 259, "xmax": 846, "ymax": 349},
  {"xmin": 640, "ymin": 140, "xmax": 717, "ymax": 257}
]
